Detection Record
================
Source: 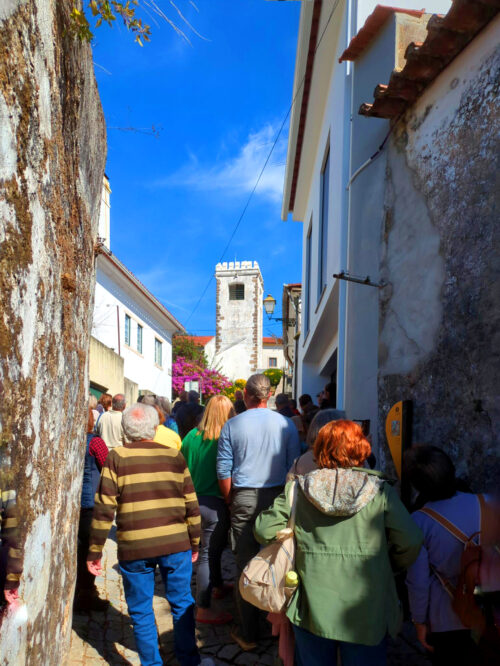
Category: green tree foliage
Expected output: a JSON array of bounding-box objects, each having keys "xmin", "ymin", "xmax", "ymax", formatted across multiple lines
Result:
[
  {"xmin": 70, "ymin": 0, "xmax": 205, "ymax": 46},
  {"xmin": 70, "ymin": 1, "xmax": 151, "ymax": 45},
  {"xmin": 263, "ymin": 368, "xmax": 283, "ymax": 388},
  {"xmin": 223, "ymin": 378, "xmax": 246, "ymax": 402},
  {"xmin": 172, "ymin": 335, "xmax": 208, "ymax": 367}
]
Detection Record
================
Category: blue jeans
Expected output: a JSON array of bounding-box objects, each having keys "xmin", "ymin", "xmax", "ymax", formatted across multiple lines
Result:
[
  {"xmin": 293, "ymin": 624, "xmax": 387, "ymax": 666},
  {"xmin": 197, "ymin": 495, "xmax": 230, "ymax": 607},
  {"xmin": 119, "ymin": 551, "xmax": 200, "ymax": 666}
]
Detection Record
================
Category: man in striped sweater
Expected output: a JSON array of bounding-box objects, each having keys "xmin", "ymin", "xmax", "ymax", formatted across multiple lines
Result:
[{"xmin": 87, "ymin": 403, "xmax": 209, "ymax": 666}]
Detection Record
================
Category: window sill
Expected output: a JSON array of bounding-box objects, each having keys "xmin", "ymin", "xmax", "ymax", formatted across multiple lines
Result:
[
  {"xmin": 154, "ymin": 363, "xmax": 164, "ymax": 370},
  {"xmin": 315, "ymin": 285, "xmax": 327, "ymax": 314},
  {"xmin": 124, "ymin": 344, "xmax": 144, "ymax": 358}
]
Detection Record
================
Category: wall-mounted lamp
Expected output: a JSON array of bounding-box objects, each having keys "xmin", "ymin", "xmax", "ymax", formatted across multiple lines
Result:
[{"xmin": 263, "ymin": 294, "xmax": 296, "ymax": 325}]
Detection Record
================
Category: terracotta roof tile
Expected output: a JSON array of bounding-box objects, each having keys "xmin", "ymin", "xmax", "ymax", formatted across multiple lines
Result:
[
  {"xmin": 359, "ymin": 0, "xmax": 500, "ymax": 119},
  {"xmin": 339, "ymin": 5, "xmax": 425, "ymax": 63},
  {"xmin": 263, "ymin": 337, "xmax": 283, "ymax": 345},
  {"xmin": 177, "ymin": 335, "xmax": 214, "ymax": 347}
]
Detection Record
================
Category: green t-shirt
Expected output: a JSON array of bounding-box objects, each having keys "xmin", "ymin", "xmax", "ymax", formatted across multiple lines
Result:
[{"xmin": 181, "ymin": 428, "xmax": 221, "ymax": 498}]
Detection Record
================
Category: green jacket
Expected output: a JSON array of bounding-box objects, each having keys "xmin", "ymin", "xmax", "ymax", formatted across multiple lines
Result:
[{"xmin": 254, "ymin": 467, "xmax": 423, "ymax": 645}]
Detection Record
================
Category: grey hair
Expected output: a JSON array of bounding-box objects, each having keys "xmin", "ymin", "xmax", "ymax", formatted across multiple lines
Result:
[
  {"xmin": 141, "ymin": 395, "xmax": 156, "ymax": 406},
  {"xmin": 89, "ymin": 394, "xmax": 97, "ymax": 410},
  {"xmin": 246, "ymin": 374, "xmax": 271, "ymax": 402},
  {"xmin": 306, "ymin": 408, "xmax": 346, "ymax": 448},
  {"xmin": 112, "ymin": 393, "xmax": 126, "ymax": 411},
  {"xmin": 157, "ymin": 396, "xmax": 171, "ymax": 416},
  {"xmin": 122, "ymin": 403, "xmax": 159, "ymax": 441}
]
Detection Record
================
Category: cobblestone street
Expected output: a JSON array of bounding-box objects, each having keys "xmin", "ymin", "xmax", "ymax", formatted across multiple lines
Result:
[{"xmin": 69, "ymin": 532, "xmax": 431, "ymax": 665}]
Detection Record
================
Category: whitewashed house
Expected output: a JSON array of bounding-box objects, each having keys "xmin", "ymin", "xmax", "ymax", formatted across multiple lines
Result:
[
  {"xmin": 282, "ymin": 0, "xmax": 458, "ymax": 448},
  {"xmin": 90, "ymin": 178, "xmax": 185, "ymax": 402},
  {"xmin": 282, "ymin": 0, "xmax": 500, "ymax": 481}
]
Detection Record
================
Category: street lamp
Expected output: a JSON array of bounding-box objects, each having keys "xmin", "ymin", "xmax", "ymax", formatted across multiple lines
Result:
[
  {"xmin": 263, "ymin": 294, "xmax": 296, "ymax": 325},
  {"xmin": 263, "ymin": 294, "xmax": 277, "ymax": 317}
]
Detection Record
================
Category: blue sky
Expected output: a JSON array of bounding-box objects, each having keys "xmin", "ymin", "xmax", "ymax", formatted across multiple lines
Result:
[{"xmin": 92, "ymin": 0, "xmax": 302, "ymax": 337}]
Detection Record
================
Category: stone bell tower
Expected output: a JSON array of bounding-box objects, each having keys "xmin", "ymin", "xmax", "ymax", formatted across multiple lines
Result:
[{"xmin": 214, "ymin": 261, "xmax": 263, "ymax": 380}]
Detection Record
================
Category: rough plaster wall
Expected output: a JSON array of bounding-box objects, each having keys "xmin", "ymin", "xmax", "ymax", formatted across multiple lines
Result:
[
  {"xmin": 378, "ymin": 38, "xmax": 500, "ymax": 491},
  {"xmin": 0, "ymin": 0, "xmax": 106, "ymax": 662},
  {"xmin": 215, "ymin": 262, "xmax": 263, "ymax": 381}
]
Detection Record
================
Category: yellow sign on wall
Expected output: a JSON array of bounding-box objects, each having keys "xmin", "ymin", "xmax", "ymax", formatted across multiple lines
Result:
[{"xmin": 386, "ymin": 401, "xmax": 404, "ymax": 479}]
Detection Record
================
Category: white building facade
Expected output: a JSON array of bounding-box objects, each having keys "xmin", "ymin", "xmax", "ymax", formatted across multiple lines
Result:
[
  {"xmin": 91, "ymin": 178, "xmax": 185, "ymax": 401},
  {"xmin": 282, "ymin": 0, "xmax": 453, "ymax": 454},
  {"xmin": 212, "ymin": 261, "xmax": 264, "ymax": 381}
]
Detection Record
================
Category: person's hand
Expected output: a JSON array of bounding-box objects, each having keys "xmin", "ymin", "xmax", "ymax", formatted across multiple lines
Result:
[
  {"xmin": 87, "ymin": 559, "xmax": 102, "ymax": 576},
  {"xmin": 4, "ymin": 589, "xmax": 19, "ymax": 606},
  {"xmin": 191, "ymin": 551, "xmax": 199, "ymax": 563},
  {"xmin": 414, "ymin": 622, "xmax": 434, "ymax": 652}
]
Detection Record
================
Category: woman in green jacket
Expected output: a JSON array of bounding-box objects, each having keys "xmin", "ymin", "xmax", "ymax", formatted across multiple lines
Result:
[
  {"xmin": 254, "ymin": 419, "xmax": 423, "ymax": 666},
  {"xmin": 181, "ymin": 394, "xmax": 235, "ymax": 625}
]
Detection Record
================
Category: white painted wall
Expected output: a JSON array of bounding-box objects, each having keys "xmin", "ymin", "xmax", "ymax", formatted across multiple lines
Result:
[
  {"xmin": 292, "ymin": 0, "xmax": 453, "ymax": 453},
  {"xmin": 262, "ymin": 344, "xmax": 285, "ymax": 371},
  {"xmin": 98, "ymin": 177, "xmax": 111, "ymax": 248},
  {"xmin": 214, "ymin": 261, "xmax": 263, "ymax": 381},
  {"xmin": 93, "ymin": 269, "xmax": 173, "ymax": 399}
]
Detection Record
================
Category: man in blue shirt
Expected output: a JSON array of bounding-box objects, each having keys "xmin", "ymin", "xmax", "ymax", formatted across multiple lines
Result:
[{"xmin": 217, "ymin": 374, "xmax": 300, "ymax": 650}]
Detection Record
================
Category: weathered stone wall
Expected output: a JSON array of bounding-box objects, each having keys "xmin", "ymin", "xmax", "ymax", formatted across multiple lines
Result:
[
  {"xmin": 214, "ymin": 261, "xmax": 263, "ymax": 381},
  {"xmin": 378, "ymin": 18, "xmax": 500, "ymax": 491},
  {"xmin": 0, "ymin": 0, "xmax": 106, "ymax": 662}
]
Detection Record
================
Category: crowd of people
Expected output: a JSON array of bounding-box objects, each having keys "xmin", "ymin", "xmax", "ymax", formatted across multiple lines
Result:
[{"xmin": 2, "ymin": 375, "xmax": 497, "ymax": 666}]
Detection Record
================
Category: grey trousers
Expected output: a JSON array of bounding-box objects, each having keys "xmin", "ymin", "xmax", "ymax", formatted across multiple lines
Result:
[{"xmin": 230, "ymin": 486, "xmax": 283, "ymax": 642}]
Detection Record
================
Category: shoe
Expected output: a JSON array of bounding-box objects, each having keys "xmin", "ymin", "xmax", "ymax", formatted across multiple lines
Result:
[
  {"xmin": 230, "ymin": 628, "xmax": 257, "ymax": 651},
  {"xmin": 200, "ymin": 658, "xmax": 216, "ymax": 666},
  {"xmin": 196, "ymin": 609, "xmax": 233, "ymax": 625},
  {"xmin": 212, "ymin": 582, "xmax": 234, "ymax": 599}
]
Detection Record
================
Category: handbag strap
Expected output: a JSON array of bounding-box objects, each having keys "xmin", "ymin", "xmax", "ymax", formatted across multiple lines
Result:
[
  {"xmin": 418, "ymin": 494, "xmax": 484, "ymax": 545},
  {"xmin": 418, "ymin": 507, "xmax": 469, "ymax": 544},
  {"xmin": 287, "ymin": 480, "xmax": 299, "ymax": 532}
]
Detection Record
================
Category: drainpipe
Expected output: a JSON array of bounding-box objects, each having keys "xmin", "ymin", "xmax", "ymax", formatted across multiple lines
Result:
[
  {"xmin": 336, "ymin": 0, "xmax": 357, "ymax": 411},
  {"xmin": 116, "ymin": 305, "xmax": 121, "ymax": 356}
]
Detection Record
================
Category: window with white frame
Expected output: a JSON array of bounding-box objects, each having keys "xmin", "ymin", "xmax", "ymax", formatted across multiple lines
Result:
[
  {"xmin": 137, "ymin": 324, "xmax": 143, "ymax": 354},
  {"xmin": 154, "ymin": 338, "xmax": 163, "ymax": 367},
  {"xmin": 318, "ymin": 145, "xmax": 330, "ymax": 302},
  {"xmin": 268, "ymin": 357, "xmax": 277, "ymax": 368},
  {"xmin": 124, "ymin": 313, "xmax": 131, "ymax": 346}
]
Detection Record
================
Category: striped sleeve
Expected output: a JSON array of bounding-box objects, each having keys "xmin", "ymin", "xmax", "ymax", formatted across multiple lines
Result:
[
  {"xmin": 1, "ymin": 489, "xmax": 23, "ymax": 590},
  {"xmin": 182, "ymin": 464, "xmax": 201, "ymax": 552},
  {"xmin": 88, "ymin": 452, "xmax": 119, "ymax": 561}
]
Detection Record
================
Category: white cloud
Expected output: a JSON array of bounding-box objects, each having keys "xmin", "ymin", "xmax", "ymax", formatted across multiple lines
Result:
[{"xmin": 154, "ymin": 124, "xmax": 287, "ymax": 202}]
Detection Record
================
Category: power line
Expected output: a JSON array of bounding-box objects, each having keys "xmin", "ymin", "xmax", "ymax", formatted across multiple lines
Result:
[{"xmin": 185, "ymin": 0, "xmax": 340, "ymax": 326}]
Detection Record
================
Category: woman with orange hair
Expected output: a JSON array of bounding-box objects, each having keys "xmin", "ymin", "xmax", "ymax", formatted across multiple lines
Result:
[
  {"xmin": 181, "ymin": 395, "xmax": 235, "ymax": 625},
  {"xmin": 255, "ymin": 420, "xmax": 423, "ymax": 665}
]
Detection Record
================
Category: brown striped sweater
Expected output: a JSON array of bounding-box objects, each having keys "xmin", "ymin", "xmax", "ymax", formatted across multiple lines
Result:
[
  {"xmin": 0, "ymin": 488, "xmax": 23, "ymax": 590},
  {"xmin": 87, "ymin": 440, "xmax": 201, "ymax": 562}
]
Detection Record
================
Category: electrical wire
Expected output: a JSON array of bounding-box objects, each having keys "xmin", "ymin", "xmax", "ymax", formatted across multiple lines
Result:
[{"xmin": 184, "ymin": 0, "xmax": 342, "ymax": 326}]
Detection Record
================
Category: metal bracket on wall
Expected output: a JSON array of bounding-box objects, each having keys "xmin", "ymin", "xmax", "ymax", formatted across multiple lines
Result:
[{"xmin": 333, "ymin": 271, "xmax": 384, "ymax": 289}]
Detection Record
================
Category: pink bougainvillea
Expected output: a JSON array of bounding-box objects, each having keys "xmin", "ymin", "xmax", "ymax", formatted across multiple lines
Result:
[{"xmin": 172, "ymin": 356, "xmax": 232, "ymax": 400}]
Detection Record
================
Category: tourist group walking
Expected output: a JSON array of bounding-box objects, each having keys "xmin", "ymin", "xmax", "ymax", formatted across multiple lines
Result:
[{"xmin": 3, "ymin": 375, "xmax": 497, "ymax": 666}]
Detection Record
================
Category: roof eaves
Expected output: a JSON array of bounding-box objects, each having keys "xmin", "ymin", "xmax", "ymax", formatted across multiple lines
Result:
[
  {"xmin": 339, "ymin": 5, "xmax": 426, "ymax": 63},
  {"xmin": 98, "ymin": 249, "xmax": 186, "ymax": 333},
  {"xmin": 286, "ymin": 0, "xmax": 323, "ymax": 217},
  {"xmin": 359, "ymin": 0, "xmax": 499, "ymax": 119}
]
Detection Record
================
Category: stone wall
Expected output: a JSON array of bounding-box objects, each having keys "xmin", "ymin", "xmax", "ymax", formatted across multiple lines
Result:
[
  {"xmin": 378, "ymin": 19, "xmax": 500, "ymax": 491},
  {"xmin": 214, "ymin": 261, "xmax": 263, "ymax": 381},
  {"xmin": 0, "ymin": 1, "xmax": 106, "ymax": 662}
]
